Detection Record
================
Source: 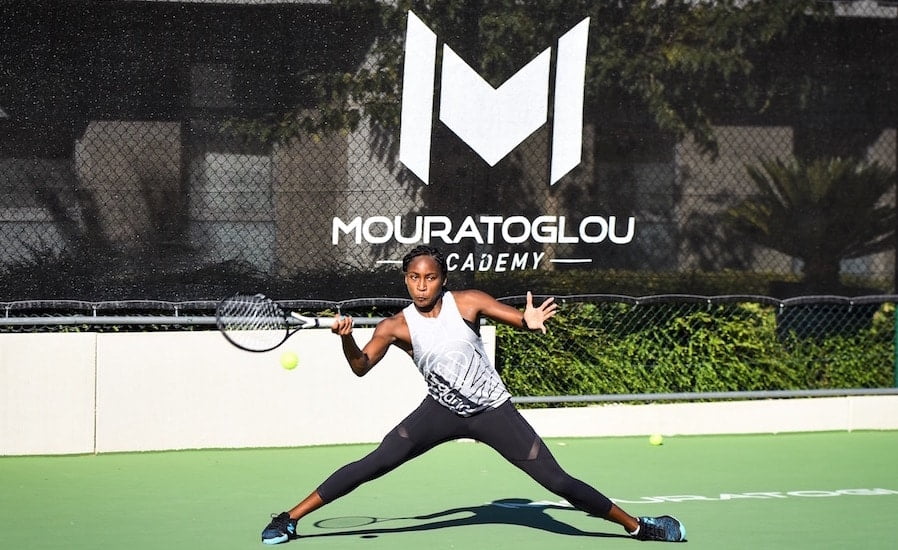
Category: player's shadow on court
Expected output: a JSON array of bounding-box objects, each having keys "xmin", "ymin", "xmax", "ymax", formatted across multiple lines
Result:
[{"xmin": 302, "ymin": 498, "xmax": 630, "ymax": 541}]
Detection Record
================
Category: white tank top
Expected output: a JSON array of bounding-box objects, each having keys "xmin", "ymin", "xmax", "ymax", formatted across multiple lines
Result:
[{"xmin": 403, "ymin": 291, "xmax": 511, "ymax": 416}]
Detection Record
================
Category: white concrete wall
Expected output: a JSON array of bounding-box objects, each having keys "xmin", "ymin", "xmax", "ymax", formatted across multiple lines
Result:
[
  {"xmin": 1, "ymin": 329, "xmax": 896, "ymax": 456},
  {"xmin": 2, "ymin": 329, "xmax": 429, "ymax": 455},
  {"xmin": 0, "ymin": 333, "xmax": 97, "ymax": 455},
  {"xmin": 519, "ymin": 395, "xmax": 898, "ymax": 439}
]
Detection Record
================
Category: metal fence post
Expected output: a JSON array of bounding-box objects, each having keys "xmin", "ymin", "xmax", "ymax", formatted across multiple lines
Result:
[{"xmin": 894, "ymin": 303, "xmax": 898, "ymax": 387}]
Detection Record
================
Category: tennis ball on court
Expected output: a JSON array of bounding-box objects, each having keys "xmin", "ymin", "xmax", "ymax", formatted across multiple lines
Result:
[
  {"xmin": 649, "ymin": 434, "xmax": 664, "ymax": 446},
  {"xmin": 279, "ymin": 351, "xmax": 299, "ymax": 370}
]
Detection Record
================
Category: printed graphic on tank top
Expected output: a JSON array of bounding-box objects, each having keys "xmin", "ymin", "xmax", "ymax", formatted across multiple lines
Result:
[{"xmin": 403, "ymin": 291, "xmax": 511, "ymax": 416}]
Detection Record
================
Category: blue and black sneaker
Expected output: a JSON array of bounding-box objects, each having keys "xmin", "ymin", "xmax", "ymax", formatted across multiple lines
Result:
[
  {"xmin": 633, "ymin": 515, "xmax": 686, "ymax": 542},
  {"xmin": 261, "ymin": 512, "xmax": 297, "ymax": 545}
]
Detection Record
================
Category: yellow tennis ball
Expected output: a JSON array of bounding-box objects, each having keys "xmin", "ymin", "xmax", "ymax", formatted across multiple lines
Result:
[
  {"xmin": 279, "ymin": 351, "xmax": 299, "ymax": 370},
  {"xmin": 649, "ymin": 434, "xmax": 664, "ymax": 446}
]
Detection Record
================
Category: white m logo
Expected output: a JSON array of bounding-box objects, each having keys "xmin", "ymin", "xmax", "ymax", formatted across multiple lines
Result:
[{"xmin": 399, "ymin": 11, "xmax": 590, "ymax": 186}]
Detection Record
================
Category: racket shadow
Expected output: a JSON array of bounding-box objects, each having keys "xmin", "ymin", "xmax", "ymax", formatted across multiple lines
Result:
[{"xmin": 302, "ymin": 498, "xmax": 629, "ymax": 541}]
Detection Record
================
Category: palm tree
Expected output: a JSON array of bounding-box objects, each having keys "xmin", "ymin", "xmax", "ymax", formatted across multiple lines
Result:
[{"xmin": 726, "ymin": 156, "xmax": 896, "ymax": 293}]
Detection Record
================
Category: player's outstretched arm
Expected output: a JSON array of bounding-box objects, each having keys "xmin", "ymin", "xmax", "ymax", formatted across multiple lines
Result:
[
  {"xmin": 331, "ymin": 315, "xmax": 396, "ymax": 377},
  {"xmin": 457, "ymin": 290, "xmax": 557, "ymax": 334}
]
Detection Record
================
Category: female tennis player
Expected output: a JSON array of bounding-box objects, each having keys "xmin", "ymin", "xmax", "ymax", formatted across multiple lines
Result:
[{"xmin": 261, "ymin": 245, "xmax": 686, "ymax": 544}]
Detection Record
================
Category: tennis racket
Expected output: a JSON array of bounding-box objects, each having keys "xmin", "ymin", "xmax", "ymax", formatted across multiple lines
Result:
[{"xmin": 215, "ymin": 293, "xmax": 383, "ymax": 352}]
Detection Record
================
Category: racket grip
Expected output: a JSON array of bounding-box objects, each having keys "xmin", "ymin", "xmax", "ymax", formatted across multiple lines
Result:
[
  {"xmin": 289, "ymin": 313, "xmax": 382, "ymax": 329},
  {"xmin": 349, "ymin": 316, "xmax": 382, "ymax": 327},
  {"xmin": 326, "ymin": 317, "xmax": 383, "ymax": 328},
  {"xmin": 315, "ymin": 317, "xmax": 383, "ymax": 328},
  {"xmin": 310, "ymin": 317, "xmax": 377, "ymax": 328},
  {"xmin": 330, "ymin": 316, "xmax": 382, "ymax": 327}
]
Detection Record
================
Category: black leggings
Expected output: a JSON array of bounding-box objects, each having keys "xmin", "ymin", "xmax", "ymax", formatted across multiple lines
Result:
[{"xmin": 316, "ymin": 397, "xmax": 614, "ymax": 518}]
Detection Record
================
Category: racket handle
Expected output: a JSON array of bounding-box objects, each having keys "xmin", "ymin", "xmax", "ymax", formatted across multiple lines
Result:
[
  {"xmin": 347, "ymin": 317, "xmax": 383, "ymax": 327},
  {"xmin": 290, "ymin": 313, "xmax": 383, "ymax": 329}
]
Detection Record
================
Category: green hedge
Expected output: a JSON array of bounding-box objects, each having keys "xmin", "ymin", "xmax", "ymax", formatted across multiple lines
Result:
[{"xmin": 495, "ymin": 301, "xmax": 896, "ymax": 400}]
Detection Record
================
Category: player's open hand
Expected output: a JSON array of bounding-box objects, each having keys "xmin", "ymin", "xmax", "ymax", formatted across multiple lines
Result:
[{"xmin": 523, "ymin": 291, "xmax": 557, "ymax": 334}]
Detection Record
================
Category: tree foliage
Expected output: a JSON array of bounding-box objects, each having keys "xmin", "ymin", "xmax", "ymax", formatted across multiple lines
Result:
[
  {"xmin": 727, "ymin": 157, "xmax": 897, "ymax": 290},
  {"xmin": 230, "ymin": 0, "xmax": 829, "ymax": 156}
]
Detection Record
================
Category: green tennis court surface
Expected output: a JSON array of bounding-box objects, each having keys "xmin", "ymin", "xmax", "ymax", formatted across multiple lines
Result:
[{"xmin": 2, "ymin": 431, "xmax": 896, "ymax": 549}]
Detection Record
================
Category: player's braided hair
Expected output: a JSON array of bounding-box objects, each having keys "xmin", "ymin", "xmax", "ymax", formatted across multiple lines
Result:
[{"xmin": 402, "ymin": 245, "xmax": 448, "ymax": 277}]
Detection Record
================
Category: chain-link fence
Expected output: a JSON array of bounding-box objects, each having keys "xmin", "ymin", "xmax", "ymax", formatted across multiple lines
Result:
[
  {"xmin": 494, "ymin": 294, "xmax": 898, "ymax": 401},
  {"xmin": 1, "ymin": 1, "xmax": 897, "ymax": 303},
  {"xmin": 2, "ymin": 293, "xmax": 896, "ymax": 400}
]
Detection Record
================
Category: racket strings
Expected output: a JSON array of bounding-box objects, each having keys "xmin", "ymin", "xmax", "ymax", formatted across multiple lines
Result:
[
  {"xmin": 220, "ymin": 295, "xmax": 282, "ymax": 331},
  {"xmin": 217, "ymin": 294, "xmax": 289, "ymax": 351}
]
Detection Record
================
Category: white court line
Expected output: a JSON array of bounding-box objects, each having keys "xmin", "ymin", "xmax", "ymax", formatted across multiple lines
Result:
[{"xmin": 492, "ymin": 488, "xmax": 898, "ymax": 508}]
